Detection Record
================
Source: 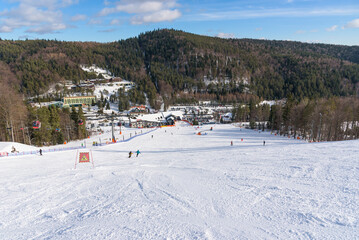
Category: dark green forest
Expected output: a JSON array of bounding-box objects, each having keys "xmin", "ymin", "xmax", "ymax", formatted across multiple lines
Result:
[{"xmin": 1, "ymin": 29, "xmax": 358, "ymax": 103}]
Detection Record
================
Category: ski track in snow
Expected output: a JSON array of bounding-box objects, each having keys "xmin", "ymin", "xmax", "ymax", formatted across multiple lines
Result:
[{"xmin": 0, "ymin": 123, "xmax": 358, "ymax": 239}]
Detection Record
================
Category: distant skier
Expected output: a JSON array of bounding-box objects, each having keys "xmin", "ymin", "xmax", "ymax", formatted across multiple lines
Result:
[
  {"xmin": 136, "ymin": 150, "xmax": 141, "ymax": 157},
  {"xmin": 128, "ymin": 151, "xmax": 133, "ymax": 158},
  {"xmin": 39, "ymin": 149, "xmax": 42, "ymax": 155},
  {"xmin": 231, "ymin": 141, "xmax": 233, "ymax": 146},
  {"xmin": 263, "ymin": 141, "xmax": 265, "ymax": 146}
]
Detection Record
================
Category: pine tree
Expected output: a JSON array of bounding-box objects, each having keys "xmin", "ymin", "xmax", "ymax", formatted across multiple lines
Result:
[
  {"xmin": 49, "ymin": 106, "xmax": 64, "ymax": 144},
  {"xmin": 77, "ymin": 105, "xmax": 87, "ymax": 139},
  {"xmin": 32, "ymin": 107, "xmax": 51, "ymax": 146},
  {"xmin": 282, "ymin": 93, "xmax": 295, "ymax": 135}
]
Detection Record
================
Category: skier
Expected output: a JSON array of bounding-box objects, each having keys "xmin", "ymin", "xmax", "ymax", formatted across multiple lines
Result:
[
  {"xmin": 263, "ymin": 141, "xmax": 265, "ymax": 146},
  {"xmin": 136, "ymin": 150, "xmax": 141, "ymax": 157},
  {"xmin": 231, "ymin": 141, "xmax": 233, "ymax": 146},
  {"xmin": 39, "ymin": 149, "xmax": 42, "ymax": 155},
  {"xmin": 128, "ymin": 151, "xmax": 133, "ymax": 158}
]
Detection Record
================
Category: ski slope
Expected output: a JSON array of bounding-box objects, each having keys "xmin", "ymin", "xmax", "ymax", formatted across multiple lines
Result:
[{"xmin": 0, "ymin": 124, "xmax": 358, "ymax": 239}]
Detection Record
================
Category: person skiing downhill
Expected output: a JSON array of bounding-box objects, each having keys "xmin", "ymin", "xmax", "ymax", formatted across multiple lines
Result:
[
  {"xmin": 128, "ymin": 151, "xmax": 133, "ymax": 158},
  {"xmin": 136, "ymin": 150, "xmax": 141, "ymax": 157},
  {"xmin": 39, "ymin": 149, "xmax": 42, "ymax": 155}
]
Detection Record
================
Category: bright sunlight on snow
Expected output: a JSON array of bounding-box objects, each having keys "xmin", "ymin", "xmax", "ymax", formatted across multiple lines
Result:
[{"xmin": 0, "ymin": 123, "xmax": 358, "ymax": 239}]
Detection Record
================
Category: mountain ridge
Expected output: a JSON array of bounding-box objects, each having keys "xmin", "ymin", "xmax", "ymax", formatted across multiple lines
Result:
[{"xmin": 0, "ymin": 29, "xmax": 358, "ymax": 105}]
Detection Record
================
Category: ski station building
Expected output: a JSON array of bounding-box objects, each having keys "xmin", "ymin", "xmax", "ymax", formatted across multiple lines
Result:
[{"xmin": 61, "ymin": 96, "xmax": 96, "ymax": 108}]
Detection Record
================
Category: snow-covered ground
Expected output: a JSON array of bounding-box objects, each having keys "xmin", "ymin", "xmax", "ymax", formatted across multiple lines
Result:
[
  {"xmin": 93, "ymin": 84, "xmax": 122, "ymax": 99},
  {"xmin": 0, "ymin": 124, "xmax": 358, "ymax": 239},
  {"xmin": 81, "ymin": 65, "xmax": 113, "ymax": 79},
  {"xmin": 93, "ymin": 80, "xmax": 134, "ymax": 100}
]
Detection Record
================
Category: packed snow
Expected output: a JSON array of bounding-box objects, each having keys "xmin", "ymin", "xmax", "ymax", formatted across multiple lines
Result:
[{"xmin": 0, "ymin": 123, "xmax": 358, "ymax": 239}]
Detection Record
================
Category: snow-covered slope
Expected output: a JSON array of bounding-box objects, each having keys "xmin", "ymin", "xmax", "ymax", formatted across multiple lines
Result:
[
  {"xmin": 81, "ymin": 65, "xmax": 112, "ymax": 79},
  {"xmin": 0, "ymin": 124, "xmax": 358, "ymax": 239}
]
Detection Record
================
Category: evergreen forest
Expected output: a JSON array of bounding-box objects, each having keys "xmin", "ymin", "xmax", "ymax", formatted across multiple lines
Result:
[{"xmin": 1, "ymin": 29, "xmax": 359, "ymax": 144}]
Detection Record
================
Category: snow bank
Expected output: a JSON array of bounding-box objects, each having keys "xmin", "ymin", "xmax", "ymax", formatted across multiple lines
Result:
[{"xmin": 0, "ymin": 142, "xmax": 37, "ymax": 154}]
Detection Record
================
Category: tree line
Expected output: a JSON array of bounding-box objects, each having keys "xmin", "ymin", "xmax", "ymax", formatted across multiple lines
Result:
[
  {"xmin": 232, "ymin": 96, "xmax": 359, "ymax": 141},
  {"xmin": 0, "ymin": 85, "xmax": 87, "ymax": 146}
]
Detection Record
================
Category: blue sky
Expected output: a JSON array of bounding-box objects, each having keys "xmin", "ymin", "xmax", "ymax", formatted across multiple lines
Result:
[{"xmin": 0, "ymin": 0, "xmax": 358, "ymax": 45}]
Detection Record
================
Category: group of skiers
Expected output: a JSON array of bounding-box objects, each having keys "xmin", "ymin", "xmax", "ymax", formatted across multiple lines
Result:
[{"xmin": 129, "ymin": 150, "xmax": 141, "ymax": 158}]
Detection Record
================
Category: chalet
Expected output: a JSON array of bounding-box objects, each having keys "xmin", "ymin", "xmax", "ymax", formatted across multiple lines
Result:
[
  {"xmin": 220, "ymin": 113, "xmax": 232, "ymax": 123},
  {"xmin": 129, "ymin": 105, "xmax": 148, "ymax": 115}
]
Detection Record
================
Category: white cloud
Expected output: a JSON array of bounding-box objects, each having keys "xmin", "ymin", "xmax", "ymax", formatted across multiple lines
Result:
[
  {"xmin": 88, "ymin": 19, "xmax": 103, "ymax": 25},
  {"xmin": 343, "ymin": 18, "xmax": 359, "ymax": 28},
  {"xmin": 0, "ymin": 0, "xmax": 75, "ymax": 34},
  {"xmin": 98, "ymin": 0, "xmax": 181, "ymax": 24},
  {"xmin": 295, "ymin": 30, "xmax": 306, "ymax": 34},
  {"xmin": 9, "ymin": 0, "xmax": 78, "ymax": 10},
  {"xmin": 110, "ymin": 19, "xmax": 121, "ymax": 25},
  {"xmin": 189, "ymin": 7, "xmax": 359, "ymax": 22},
  {"xmin": 26, "ymin": 23, "xmax": 66, "ymax": 34},
  {"xmin": 71, "ymin": 14, "xmax": 87, "ymax": 22},
  {"xmin": 326, "ymin": 25, "xmax": 338, "ymax": 32},
  {"xmin": 131, "ymin": 9, "xmax": 181, "ymax": 24},
  {"xmin": 0, "ymin": 25, "xmax": 13, "ymax": 32},
  {"xmin": 98, "ymin": 28, "xmax": 116, "ymax": 33},
  {"xmin": 215, "ymin": 32, "xmax": 235, "ymax": 39}
]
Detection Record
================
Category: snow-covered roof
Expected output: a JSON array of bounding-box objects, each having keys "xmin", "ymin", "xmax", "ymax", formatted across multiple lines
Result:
[{"xmin": 136, "ymin": 111, "xmax": 183, "ymax": 123}]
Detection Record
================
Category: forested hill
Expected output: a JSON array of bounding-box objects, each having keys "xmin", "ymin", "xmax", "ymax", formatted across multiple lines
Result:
[{"xmin": 1, "ymin": 29, "xmax": 359, "ymax": 105}]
